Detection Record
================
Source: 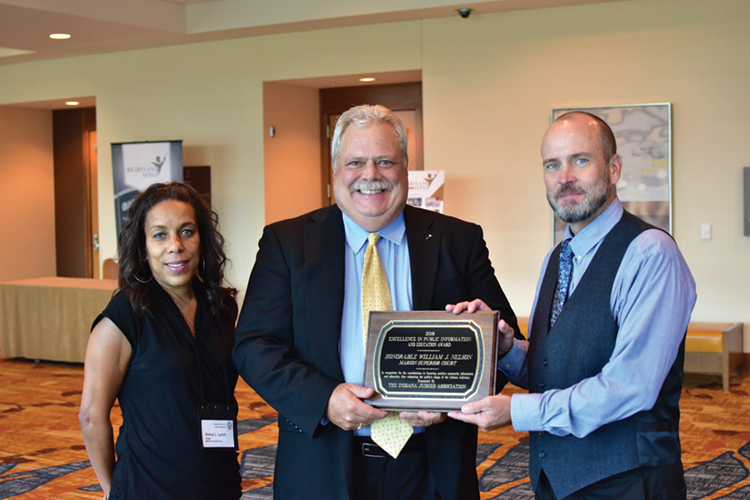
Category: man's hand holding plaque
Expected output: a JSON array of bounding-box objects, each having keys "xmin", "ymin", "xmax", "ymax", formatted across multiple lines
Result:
[
  {"xmin": 446, "ymin": 298, "xmax": 517, "ymax": 359},
  {"xmin": 445, "ymin": 298, "xmax": 517, "ymax": 430}
]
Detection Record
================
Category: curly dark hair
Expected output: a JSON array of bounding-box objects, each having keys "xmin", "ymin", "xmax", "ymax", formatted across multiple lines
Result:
[{"xmin": 118, "ymin": 182, "xmax": 237, "ymax": 319}]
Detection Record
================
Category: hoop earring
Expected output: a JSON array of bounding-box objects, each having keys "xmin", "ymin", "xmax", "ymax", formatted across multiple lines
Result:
[{"xmin": 134, "ymin": 265, "xmax": 153, "ymax": 284}]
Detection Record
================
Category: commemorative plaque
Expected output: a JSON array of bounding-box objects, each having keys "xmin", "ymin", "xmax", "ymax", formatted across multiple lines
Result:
[{"xmin": 364, "ymin": 311, "xmax": 498, "ymax": 411}]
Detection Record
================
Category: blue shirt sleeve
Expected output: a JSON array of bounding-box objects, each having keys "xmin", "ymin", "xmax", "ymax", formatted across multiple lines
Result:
[{"xmin": 498, "ymin": 338, "xmax": 530, "ymax": 388}]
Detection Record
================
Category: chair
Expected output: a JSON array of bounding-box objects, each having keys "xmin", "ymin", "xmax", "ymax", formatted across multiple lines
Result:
[
  {"xmin": 102, "ymin": 258, "xmax": 119, "ymax": 280},
  {"xmin": 685, "ymin": 322, "xmax": 744, "ymax": 391}
]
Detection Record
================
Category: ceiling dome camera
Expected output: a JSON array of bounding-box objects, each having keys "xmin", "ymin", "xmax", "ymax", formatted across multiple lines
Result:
[{"xmin": 457, "ymin": 8, "xmax": 473, "ymax": 19}]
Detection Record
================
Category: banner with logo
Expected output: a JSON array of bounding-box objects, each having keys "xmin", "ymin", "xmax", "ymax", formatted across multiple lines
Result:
[
  {"xmin": 407, "ymin": 170, "xmax": 444, "ymax": 213},
  {"xmin": 111, "ymin": 141, "xmax": 183, "ymax": 235}
]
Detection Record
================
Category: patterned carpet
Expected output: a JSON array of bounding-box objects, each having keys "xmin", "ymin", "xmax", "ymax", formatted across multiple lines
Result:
[{"xmin": 0, "ymin": 358, "xmax": 748, "ymax": 499}]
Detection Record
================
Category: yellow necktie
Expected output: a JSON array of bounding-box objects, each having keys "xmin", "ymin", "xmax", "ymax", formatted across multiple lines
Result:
[
  {"xmin": 362, "ymin": 233, "xmax": 392, "ymax": 347},
  {"xmin": 362, "ymin": 233, "xmax": 413, "ymax": 458}
]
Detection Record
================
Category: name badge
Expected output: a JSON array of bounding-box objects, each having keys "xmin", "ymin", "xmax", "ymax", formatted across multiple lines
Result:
[
  {"xmin": 199, "ymin": 403, "xmax": 238, "ymax": 450},
  {"xmin": 200, "ymin": 419, "xmax": 236, "ymax": 448}
]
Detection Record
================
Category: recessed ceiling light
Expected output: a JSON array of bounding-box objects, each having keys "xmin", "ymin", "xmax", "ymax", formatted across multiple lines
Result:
[
  {"xmin": 65, "ymin": 101, "xmax": 80, "ymax": 106},
  {"xmin": 50, "ymin": 34, "xmax": 71, "ymax": 40},
  {"xmin": 359, "ymin": 77, "xmax": 376, "ymax": 82}
]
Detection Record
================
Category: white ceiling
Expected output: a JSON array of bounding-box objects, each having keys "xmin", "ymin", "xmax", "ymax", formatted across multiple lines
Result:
[
  {"xmin": 0, "ymin": 0, "xmax": 625, "ymax": 65},
  {"xmin": 1, "ymin": 0, "xmax": 624, "ymax": 109}
]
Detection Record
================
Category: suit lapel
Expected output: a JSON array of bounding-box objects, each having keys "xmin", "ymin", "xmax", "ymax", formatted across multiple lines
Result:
[
  {"xmin": 304, "ymin": 205, "xmax": 346, "ymax": 380},
  {"xmin": 404, "ymin": 206, "xmax": 439, "ymax": 310}
]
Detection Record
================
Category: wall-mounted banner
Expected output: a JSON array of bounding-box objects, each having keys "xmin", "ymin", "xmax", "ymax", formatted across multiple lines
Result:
[
  {"xmin": 111, "ymin": 141, "xmax": 183, "ymax": 234},
  {"xmin": 407, "ymin": 170, "xmax": 444, "ymax": 214}
]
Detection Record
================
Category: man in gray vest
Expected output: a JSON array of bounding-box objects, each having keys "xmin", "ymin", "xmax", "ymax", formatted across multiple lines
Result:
[{"xmin": 448, "ymin": 111, "xmax": 696, "ymax": 499}]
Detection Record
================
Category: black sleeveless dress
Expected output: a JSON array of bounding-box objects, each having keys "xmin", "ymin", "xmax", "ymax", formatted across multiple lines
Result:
[{"xmin": 92, "ymin": 282, "xmax": 241, "ymax": 500}]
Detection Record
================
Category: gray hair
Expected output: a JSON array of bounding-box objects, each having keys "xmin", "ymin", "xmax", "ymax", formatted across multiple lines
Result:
[{"xmin": 331, "ymin": 104, "xmax": 409, "ymax": 167}]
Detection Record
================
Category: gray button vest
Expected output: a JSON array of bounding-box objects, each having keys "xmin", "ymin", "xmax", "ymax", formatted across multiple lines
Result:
[{"xmin": 527, "ymin": 211, "xmax": 684, "ymax": 498}]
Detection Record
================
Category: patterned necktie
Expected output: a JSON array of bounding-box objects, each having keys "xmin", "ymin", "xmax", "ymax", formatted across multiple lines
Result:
[
  {"xmin": 362, "ymin": 233, "xmax": 413, "ymax": 458},
  {"xmin": 361, "ymin": 233, "xmax": 392, "ymax": 346},
  {"xmin": 550, "ymin": 238, "xmax": 573, "ymax": 327}
]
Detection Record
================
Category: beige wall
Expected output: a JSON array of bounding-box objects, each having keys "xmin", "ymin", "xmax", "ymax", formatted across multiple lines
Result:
[
  {"xmin": 420, "ymin": 0, "xmax": 750, "ymax": 323},
  {"xmin": 263, "ymin": 82, "xmax": 321, "ymax": 225},
  {"xmin": 0, "ymin": 0, "xmax": 748, "ymax": 345},
  {"xmin": 0, "ymin": 107, "xmax": 56, "ymax": 281}
]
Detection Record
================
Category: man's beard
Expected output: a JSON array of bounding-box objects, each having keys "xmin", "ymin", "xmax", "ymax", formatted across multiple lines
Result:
[{"xmin": 547, "ymin": 173, "xmax": 610, "ymax": 224}]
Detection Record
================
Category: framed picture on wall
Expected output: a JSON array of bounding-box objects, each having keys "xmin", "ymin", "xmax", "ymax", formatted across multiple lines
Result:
[{"xmin": 550, "ymin": 103, "xmax": 672, "ymax": 245}]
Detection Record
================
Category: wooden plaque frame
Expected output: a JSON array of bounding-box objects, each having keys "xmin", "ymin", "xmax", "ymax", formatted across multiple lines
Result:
[{"xmin": 364, "ymin": 311, "xmax": 498, "ymax": 411}]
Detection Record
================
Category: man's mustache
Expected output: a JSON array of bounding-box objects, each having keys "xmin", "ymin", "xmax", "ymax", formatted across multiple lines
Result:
[{"xmin": 555, "ymin": 184, "xmax": 585, "ymax": 198}]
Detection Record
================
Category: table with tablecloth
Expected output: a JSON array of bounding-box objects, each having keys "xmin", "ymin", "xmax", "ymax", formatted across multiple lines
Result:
[{"xmin": 0, "ymin": 277, "xmax": 117, "ymax": 363}]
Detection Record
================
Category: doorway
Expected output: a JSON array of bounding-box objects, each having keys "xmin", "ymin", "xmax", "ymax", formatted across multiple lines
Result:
[{"xmin": 53, "ymin": 106, "xmax": 98, "ymax": 278}]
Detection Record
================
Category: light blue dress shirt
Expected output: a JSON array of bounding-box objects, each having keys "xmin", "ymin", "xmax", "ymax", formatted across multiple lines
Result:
[
  {"xmin": 500, "ymin": 198, "xmax": 697, "ymax": 438},
  {"xmin": 340, "ymin": 212, "xmax": 412, "ymax": 385},
  {"xmin": 340, "ymin": 213, "xmax": 421, "ymax": 436}
]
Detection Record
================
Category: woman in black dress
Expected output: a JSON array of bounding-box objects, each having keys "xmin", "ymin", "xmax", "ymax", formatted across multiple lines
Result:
[{"xmin": 79, "ymin": 182, "xmax": 241, "ymax": 500}]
